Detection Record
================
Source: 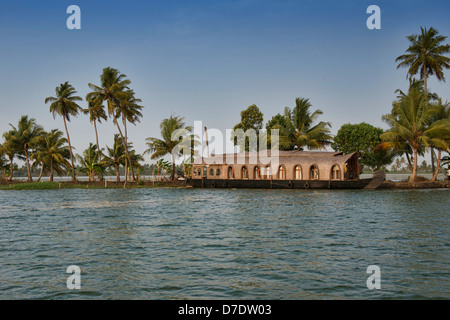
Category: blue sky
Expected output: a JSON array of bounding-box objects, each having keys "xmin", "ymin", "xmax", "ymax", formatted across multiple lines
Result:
[{"xmin": 1, "ymin": 0, "xmax": 450, "ymax": 162}]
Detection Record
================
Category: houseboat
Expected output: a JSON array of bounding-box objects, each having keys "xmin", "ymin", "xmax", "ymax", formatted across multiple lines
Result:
[{"xmin": 187, "ymin": 150, "xmax": 385, "ymax": 189}]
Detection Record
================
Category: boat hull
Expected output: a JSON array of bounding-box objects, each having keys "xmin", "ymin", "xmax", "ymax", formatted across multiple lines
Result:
[{"xmin": 187, "ymin": 178, "xmax": 374, "ymax": 189}]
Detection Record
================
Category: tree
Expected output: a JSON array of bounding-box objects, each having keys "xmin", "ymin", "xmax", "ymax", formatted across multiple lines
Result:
[
  {"xmin": 331, "ymin": 122, "xmax": 396, "ymax": 171},
  {"xmin": 103, "ymin": 134, "xmax": 143, "ymax": 182},
  {"xmin": 396, "ymin": 26, "xmax": 450, "ymax": 97},
  {"xmin": 8, "ymin": 116, "xmax": 43, "ymax": 181},
  {"xmin": 104, "ymin": 134, "xmax": 127, "ymax": 182},
  {"xmin": 76, "ymin": 143, "xmax": 103, "ymax": 182},
  {"xmin": 380, "ymin": 84, "xmax": 450, "ymax": 182},
  {"xmin": 144, "ymin": 115, "xmax": 194, "ymax": 180},
  {"xmin": 45, "ymin": 81, "xmax": 83, "ymax": 181},
  {"xmin": 429, "ymin": 99, "xmax": 450, "ymax": 181},
  {"xmin": 31, "ymin": 129, "xmax": 71, "ymax": 182},
  {"xmin": 1, "ymin": 130, "xmax": 23, "ymax": 181},
  {"xmin": 82, "ymin": 97, "xmax": 107, "ymax": 164},
  {"xmin": 232, "ymin": 104, "xmax": 264, "ymax": 152},
  {"xmin": 115, "ymin": 89, "xmax": 144, "ymax": 182},
  {"xmin": 86, "ymin": 67, "xmax": 139, "ymax": 181},
  {"xmin": 271, "ymin": 98, "xmax": 332, "ymax": 151},
  {"xmin": 0, "ymin": 146, "xmax": 7, "ymax": 178}
]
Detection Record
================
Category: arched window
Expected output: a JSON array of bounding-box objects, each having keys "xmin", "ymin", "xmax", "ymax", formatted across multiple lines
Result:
[
  {"xmin": 310, "ymin": 165, "xmax": 319, "ymax": 180},
  {"xmin": 331, "ymin": 165, "xmax": 340, "ymax": 180},
  {"xmin": 263, "ymin": 166, "xmax": 271, "ymax": 180},
  {"xmin": 278, "ymin": 166, "xmax": 286, "ymax": 180},
  {"xmin": 210, "ymin": 168, "xmax": 214, "ymax": 176},
  {"xmin": 241, "ymin": 166, "xmax": 248, "ymax": 179},
  {"xmin": 294, "ymin": 165, "xmax": 302, "ymax": 180},
  {"xmin": 228, "ymin": 166, "xmax": 234, "ymax": 179},
  {"xmin": 254, "ymin": 166, "xmax": 261, "ymax": 179},
  {"xmin": 216, "ymin": 168, "xmax": 221, "ymax": 176}
]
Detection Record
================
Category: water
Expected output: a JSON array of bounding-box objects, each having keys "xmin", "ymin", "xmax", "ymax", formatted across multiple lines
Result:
[{"xmin": 0, "ymin": 188, "xmax": 448, "ymax": 299}]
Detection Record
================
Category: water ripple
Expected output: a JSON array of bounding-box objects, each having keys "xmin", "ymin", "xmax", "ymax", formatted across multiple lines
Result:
[{"xmin": 0, "ymin": 188, "xmax": 448, "ymax": 299}]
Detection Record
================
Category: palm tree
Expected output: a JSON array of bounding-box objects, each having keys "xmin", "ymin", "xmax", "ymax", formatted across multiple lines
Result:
[
  {"xmin": 1, "ymin": 130, "xmax": 23, "ymax": 181},
  {"xmin": 0, "ymin": 145, "xmax": 7, "ymax": 178},
  {"xmin": 272, "ymin": 98, "xmax": 332, "ymax": 151},
  {"xmin": 8, "ymin": 116, "xmax": 43, "ymax": 182},
  {"xmin": 144, "ymin": 115, "xmax": 194, "ymax": 180},
  {"xmin": 45, "ymin": 81, "xmax": 83, "ymax": 181},
  {"xmin": 86, "ymin": 67, "xmax": 139, "ymax": 181},
  {"xmin": 104, "ymin": 135, "xmax": 126, "ymax": 182},
  {"xmin": 429, "ymin": 99, "xmax": 450, "ymax": 181},
  {"xmin": 116, "ymin": 89, "xmax": 144, "ymax": 182},
  {"xmin": 31, "ymin": 129, "xmax": 71, "ymax": 182},
  {"xmin": 76, "ymin": 143, "xmax": 103, "ymax": 182},
  {"xmin": 82, "ymin": 98, "xmax": 107, "ymax": 163},
  {"xmin": 396, "ymin": 26, "xmax": 450, "ymax": 97},
  {"xmin": 381, "ymin": 85, "xmax": 450, "ymax": 182}
]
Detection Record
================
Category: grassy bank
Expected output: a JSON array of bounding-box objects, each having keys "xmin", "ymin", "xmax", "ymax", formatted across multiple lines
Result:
[{"xmin": 0, "ymin": 180, "xmax": 189, "ymax": 190}]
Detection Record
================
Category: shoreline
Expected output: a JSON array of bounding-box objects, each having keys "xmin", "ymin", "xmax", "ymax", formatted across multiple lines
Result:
[
  {"xmin": 1, "ymin": 179, "xmax": 448, "ymax": 190},
  {"xmin": 0, "ymin": 180, "xmax": 189, "ymax": 190}
]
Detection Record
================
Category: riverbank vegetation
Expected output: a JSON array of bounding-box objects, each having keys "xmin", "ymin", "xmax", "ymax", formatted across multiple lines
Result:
[{"xmin": 0, "ymin": 26, "xmax": 449, "ymax": 186}]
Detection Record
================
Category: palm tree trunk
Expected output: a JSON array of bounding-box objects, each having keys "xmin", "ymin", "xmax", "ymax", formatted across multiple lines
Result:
[
  {"xmin": 405, "ymin": 153, "xmax": 413, "ymax": 171},
  {"xmin": 49, "ymin": 158, "xmax": 54, "ymax": 182},
  {"xmin": 8, "ymin": 156, "xmax": 13, "ymax": 181},
  {"xmin": 93, "ymin": 119, "xmax": 103, "ymax": 182},
  {"xmin": 63, "ymin": 116, "xmax": 76, "ymax": 181},
  {"xmin": 431, "ymin": 148, "xmax": 435, "ymax": 174},
  {"xmin": 409, "ymin": 148, "xmax": 418, "ymax": 182},
  {"xmin": 423, "ymin": 65, "xmax": 428, "ymax": 101},
  {"xmin": 37, "ymin": 164, "xmax": 44, "ymax": 182},
  {"xmin": 123, "ymin": 117, "xmax": 136, "ymax": 181},
  {"xmin": 114, "ymin": 118, "xmax": 135, "ymax": 181},
  {"xmin": 171, "ymin": 153, "xmax": 176, "ymax": 180},
  {"xmin": 115, "ymin": 164, "xmax": 120, "ymax": 182},
  {"xmin": 431, "ymin": 149, "xmax": 442, "ymax": 181},
  {"xmin": 24, "ymin": 147, "xmax": 32, "ymax": 182}
]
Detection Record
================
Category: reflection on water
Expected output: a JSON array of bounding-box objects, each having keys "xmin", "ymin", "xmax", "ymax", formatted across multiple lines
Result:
[{"xmin": 0, "ymin": 188, "xmax": 448, "ymax": 299}]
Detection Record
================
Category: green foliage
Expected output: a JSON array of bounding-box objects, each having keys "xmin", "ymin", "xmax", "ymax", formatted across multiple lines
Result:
[
  {"xmin": 31, "ymin": 129, "xmax": 71, "ymax": 181},
  {"xmin": 144, "ymin": 115, "xmax": 196, "ymax": 180},
  {"xmin": 232, "ymin": 104, "xmax": 264, "ymax": 151},
  {"xmin": 396, "ymin": 26, "xmax": 450, "ymax": 88},
  {"xmin": 331, "ymin": 122, "xmax": 395, "ymax": 171},
  {"xmin": 381, "ymin": 84, "xmax": 450, "ymax": 181},
  {"xmin": 76, "ymin": 143, "xmax": 104, "ymax": 182},
  {"xmin": 268, "ymin": 98, "xmax": 332, "ymax": 151}
]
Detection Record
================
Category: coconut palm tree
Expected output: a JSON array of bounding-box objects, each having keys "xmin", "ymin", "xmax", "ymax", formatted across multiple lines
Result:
[
  {"xmin": 86, "ymin": 67, "xmax": 138, "ymax": 181},
  {"xmin": 381, "ymin": 85, "xmax": 450, "ymax": 182},
  {"xmin": 45, "ymin": 81, "xmax": 83, "ymax": 181},
  {"xmin": 396, "ymin": 26, "xmax": 450, "ymax": 97},
  {"xmin": 1, "ymin": 130, "xmax": 23, "ymax": 181},
  {"xmin": 272, "ymin": 98, "xmax": 332, "ymax": 151},
  {"xmin": 429, "ymin": 99, "xmax": 450, "ymax": 181},
  {"xmin": 115, "ymin": 89, "xmax": 143, "ymax": 182},
  {"xmin": 8, "ymin": 116, "xmax": 43, "ymax": 181},
  {"xmin": 82, "ymin": 98, "xmax": 107, "ymax": 163},
  {"xmin": 0, "ymin": 145, "xmax": 7, "ymax": 178},
  {"xmin": 103, "ymin": 134, "xmax": 142, "ymax": 182},
  {"xmin": 31, "ymin": 129, "xmax": 71, "ymax": 182},
  {"xmin": 76, "ymin": 143, "xmax": 104, "ymax": 182},
  {"xmin": 104, "ymin": 134, "xmax": 127, "ymax": 182},
  {"xmin": 144, "ymin": 115, "xmax": 195, "ymax": 180}
]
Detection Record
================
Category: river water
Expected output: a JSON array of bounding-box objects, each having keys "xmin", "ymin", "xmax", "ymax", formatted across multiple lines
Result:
[{"xmin": 0, "ymin": 188, "xmax": 448, "ymax": 299}]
